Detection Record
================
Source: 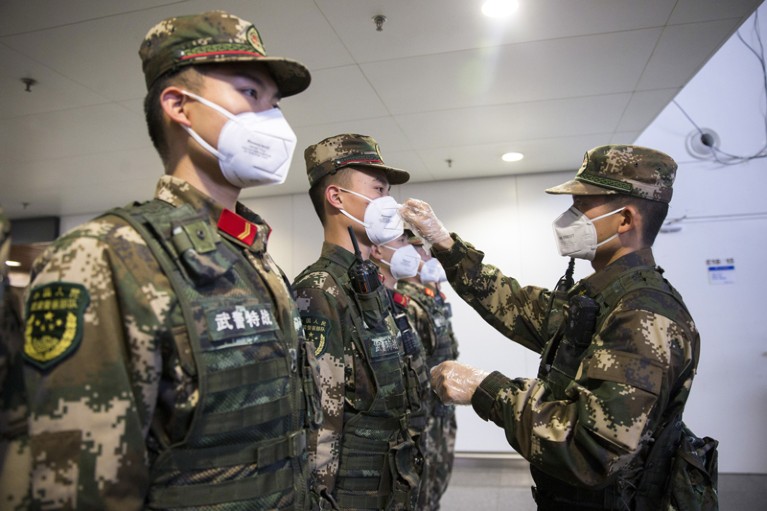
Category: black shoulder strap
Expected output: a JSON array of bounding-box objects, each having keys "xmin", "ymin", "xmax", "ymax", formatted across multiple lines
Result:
[{"xmin": 592, "ymin": 266, "xmax": 691, "ymax": 333}]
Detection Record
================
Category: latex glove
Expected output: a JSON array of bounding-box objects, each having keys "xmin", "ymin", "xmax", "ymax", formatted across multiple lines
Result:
[
  {"xmin": 430, "ymin": 361, "xmax": 490, "ymax": 405},
  {"xmin": 399, "ymin": 198, "xmax": 451, "ymax": 246}
]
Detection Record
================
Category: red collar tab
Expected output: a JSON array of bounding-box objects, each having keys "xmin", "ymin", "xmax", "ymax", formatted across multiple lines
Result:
[
  {"xmin": 217, "ymin": 209, "xmax": 257, "ymax": 246},
  {"xmin": 439, "ymin": 292, "xmax": 446, "ymax": 300},
  {"xmin": 392, "ymin": 291, "xmax": 410, "ymax": 308},
  {"xmin": 424, "ymin": 287, "xmax": 435, "ymax": 298}
]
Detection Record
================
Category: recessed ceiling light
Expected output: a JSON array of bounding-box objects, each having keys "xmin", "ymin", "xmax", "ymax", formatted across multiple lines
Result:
[
  {"xmin": 482, "ymin": 0, "xmax": 520, "ymax": 18},
  {"xmin": 5, "ymin": 260, "xmax": 21, "ymax": 267},
  {"xmin": 502, "ymin": 151, "xmax": 524, "ymax": 162}
]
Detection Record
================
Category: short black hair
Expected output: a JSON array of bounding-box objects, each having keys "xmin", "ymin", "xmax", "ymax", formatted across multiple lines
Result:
[
  {"xmin": 143, "ymin": 67, "xmax": 204, "ymax": 166},
  {"xmin": 308, "ymin": 167, "xmax": 354, "ymax": 226},
  {"xmin": 605, "ymin": 195, "xmax": 669, "ymax": 246}
]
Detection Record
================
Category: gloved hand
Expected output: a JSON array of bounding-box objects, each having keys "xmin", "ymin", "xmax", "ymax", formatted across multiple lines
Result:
[
  {"xmin": 430, "ymin": 361, "xmax": 490, "ymax": 405},
  {"xmin": 399, "ymin": 199, "xmax": 451, "ymax": 246}
]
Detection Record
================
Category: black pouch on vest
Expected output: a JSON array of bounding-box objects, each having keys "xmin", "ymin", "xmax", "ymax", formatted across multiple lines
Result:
[
  {"xmin": 551, "ymin": 295, "xmax": 599, "ymax": 378},
  {"xmin": 666, "ymin": 425, "xmax": 719, "ymax": 511},
  {"xmin": 354, "ymin": 287, "xmax": 389, "ymax": 330}
]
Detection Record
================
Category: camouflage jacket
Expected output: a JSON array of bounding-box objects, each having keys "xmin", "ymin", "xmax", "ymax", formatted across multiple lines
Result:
[
  {"xmin": 292, "ymin": 243, "xmax": 417, "ymax": 503},
  {"xmin": 435, "ymin": 235, "xmax": 699, "ymax": 490},
  {"xmin": 22, "ymin": 176, "xmax": 315, "ymax": 510},
  {"xmin": 396, "ymin": 280, "xmax": 459, "ymax": 370},
  {"xmin": 396, "ymin": 280, "xmax": 458, "ymax": 510},
  {"xmin": 0, "ymin": 208, "xmax": 30, "ymax": 509}
]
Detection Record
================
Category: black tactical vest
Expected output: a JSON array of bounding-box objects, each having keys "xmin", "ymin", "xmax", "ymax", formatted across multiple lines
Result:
[
  {"xmin": 109, "ymin": 200, "xmax": 319, "ymax": 510},
  {"xmin": 397, "ymin": 281, "xmax": 458, "ymax": 419},
  {"xmin": 388, "ymin": 288, "xmax": 431, "ymax": 435},
  {"xmin": 397, "ymin": 282, "xmax": 458, "ymax": 368},
  {"xmin": 303, "ymin": 256, "xmax": 424, "ymax": 510},
  {"xmin": 532, "ymin": 266, "xmax": 695, "ymax": 511}
]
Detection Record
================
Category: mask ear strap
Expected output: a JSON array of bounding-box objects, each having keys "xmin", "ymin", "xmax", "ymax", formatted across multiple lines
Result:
[
  {"xmin": 181, "ymin": 90, "xmax": 237, "ymax": 121},
  {"xmin": 181, "ymin": 125, "xmax": 227, "ymax": 161},
  {"xmin": 338, "ymin": 208, "xmax": 370, "ymax": 229},
  {"xmin": 591, "ymin": 206, "xmax": 626, "ymax": 223},
  {"xmin": 338, "ymin": 187, "xmax": 373, "ymax": 203}
]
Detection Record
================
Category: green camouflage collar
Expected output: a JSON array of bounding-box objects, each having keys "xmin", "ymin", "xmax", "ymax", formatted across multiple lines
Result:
[{"xmin": 154, "ymin": 176, "xmax": 271, "ymax": 253}]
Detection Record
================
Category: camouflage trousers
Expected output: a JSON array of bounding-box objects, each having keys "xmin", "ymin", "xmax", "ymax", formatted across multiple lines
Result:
[{"xmin": 417, "ymin": 413, "xmax": 457, "ymax": 510}]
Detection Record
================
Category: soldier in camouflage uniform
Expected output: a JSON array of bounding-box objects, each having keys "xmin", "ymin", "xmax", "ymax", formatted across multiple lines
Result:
[
  {"xmin": 0, "ymin": 208, "xmax": 31, "ymax": 509},
  {"xmin": 20, "ymin": 11, "xmax": 320, "ymax": 510},
  {"xmin": 294, "ymin": 134, "xmax": 424, "ymax": 509},
  {"xmin": 394, "ymin": 233, "xmax": 458, "ymax": 510},
  {"xmin": 401, "ymin": 145, "xmax": 700, "ymax": 510},
  {"xmin": 369, "ymin": 233, "xmax": 434, "ymax": 508}
]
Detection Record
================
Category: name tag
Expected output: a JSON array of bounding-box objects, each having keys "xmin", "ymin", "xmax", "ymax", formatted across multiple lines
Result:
[
  {"xmin": 369, "ymin": 332, "xmax": 399, "ymax": 358},
  {"xmin": 205, "ymin": 302, "xmax": 278, "ymax": 349}
]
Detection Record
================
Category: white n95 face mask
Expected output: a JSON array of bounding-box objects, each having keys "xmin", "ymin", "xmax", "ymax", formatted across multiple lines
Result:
[
  {"xmin": 552, "ymin": 206, "xmax": 625, "ymax": 261},
  {"xmin": 338, "ymin": 188, "xmax": 404, "ymax": 245},
  {"xmin": 420, "ymin": 257, "xmax": 447, "ymax": 283},
  {"xmin": 380, "ymin": 244, "xmax": 422, "ymax": 280},
  {"xmin": 181, "ymin": 90, "xmax": 297, "ymax": 188}
]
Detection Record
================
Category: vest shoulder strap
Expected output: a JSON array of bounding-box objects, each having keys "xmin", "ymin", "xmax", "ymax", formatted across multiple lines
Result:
[{"xmin": 592, "ymin": 266, "xmax": 690, "ymax": 333}]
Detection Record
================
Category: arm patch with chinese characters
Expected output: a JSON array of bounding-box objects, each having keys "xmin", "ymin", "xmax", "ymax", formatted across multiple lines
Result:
[
  {"xmin": 23, "ymin": 282, "xmax": 90, "ymax": 371},
  {"xmin": 300, "ymin": 314, "xmax": 332, "ymax": 357}
]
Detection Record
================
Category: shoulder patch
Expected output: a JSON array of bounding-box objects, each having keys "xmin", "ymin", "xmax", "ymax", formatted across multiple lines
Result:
[
  {"xmin": 392, "ymin": 291, "xmax": 410, "ymax": 308},
  {"xmin": 300, "ymin": 314, "xmax": 332, "ymax": 358},
  {"xmin": 24, "ymin": 283, "xmax": 90, "ymax": 371}
]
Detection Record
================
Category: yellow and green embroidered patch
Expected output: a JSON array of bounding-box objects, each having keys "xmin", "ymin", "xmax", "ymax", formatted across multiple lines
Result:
[
  {"xmin": 301, "ymin": 315, "xmax": 331, "ymax": 357},
  {"xmin": 24, "ymin": 283, "xmax": 89, "ymax": 370}
]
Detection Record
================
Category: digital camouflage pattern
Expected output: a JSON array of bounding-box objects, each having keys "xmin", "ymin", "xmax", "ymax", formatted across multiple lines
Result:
[
  {"xmin": 0, "ymin": 208, "xmax": 31, "ymax": 509},
  {"xmin": 304, "ymin": 133, "xmax": 410, "ymax": 188},
  {"xmin": 21, "ymin": 176, "xmax": 317, "ymax": 510},
  {"xmin": 293, "ymin": 243, "xmax": 423, "ymax": 509},
  {"xmin": 546, "ymin": 145, "xmax": 677, "ymax": 203},
  {"xmin": 435, "ymin": 235, "xmax": 699, "ymax": 506},
  {"xmin": 396, "ymin": 280, "xmax": 458, "ymax": 511},
  {"xmin": 139, "ymin": 10, "xmax": 310, "ymax": 96}
]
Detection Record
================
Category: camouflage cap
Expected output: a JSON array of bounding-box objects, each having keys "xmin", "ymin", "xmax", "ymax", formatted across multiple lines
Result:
[
  {"xmin": 139, "ymin": 11, "xmax": 310, "ymax": 96},
  {"xmin": 304, "ymin": 134, "xmax": 410, "ymax": 188},
  {"xmin": 545, "ymin": 145, "xmax": 677, "ymax": 203},
  {"xmin": 404, "ymin": 228, "xmax": 424, "ymax": 246}
]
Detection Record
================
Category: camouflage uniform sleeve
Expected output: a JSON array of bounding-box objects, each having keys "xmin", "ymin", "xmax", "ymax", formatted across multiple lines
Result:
[
  {"xmin": 471, "ymin": 304, "xmax": 691, "ymax": 487},
  {"xmin": 434, "ymin": 234, "xmax": 553, "ymax": 353},
  {"xmin": 293, "ymin": 276, "xmax": 346, "ymax": 497},
  {"xmin": 406, "ymin": 300, "xmax": 435, "ymax": 356},
  {"xmin": 23, "ymin": 220, "xmax": 164, "ymax": 509}
]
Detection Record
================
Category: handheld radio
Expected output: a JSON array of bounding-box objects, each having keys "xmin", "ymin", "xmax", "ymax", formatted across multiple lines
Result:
[{"xmin": 347, "ymin": 226, "xmax": 381, "ymax": 294}]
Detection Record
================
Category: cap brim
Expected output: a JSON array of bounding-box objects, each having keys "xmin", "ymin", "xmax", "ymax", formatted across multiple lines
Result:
[
  {"xmin": 259, "ymin": 57, "xmax": 311, "ymax": 97},
  {"xmin": 354, "ymin": 163, "xmax": 410, "ymax": 185},
  {"xmin": 545, "ymin": 178, "xmax": 618, "ymax": 196}
]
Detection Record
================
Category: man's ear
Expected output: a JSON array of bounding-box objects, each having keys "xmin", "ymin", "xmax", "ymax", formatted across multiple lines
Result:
[
  {"xmin": 370, "ymin": 244, "xmax": 384, "ymax": 261},
  {"xmin": 160, "ymin": 87, "xmax": 192, "ymax": 127},
  {"xmin": 325, "ymin": 185, "xmax": 343, "ymax": 209},
  {"xmin": 617, "ymin": 205, "xmax": 636, "ymax": 234}
]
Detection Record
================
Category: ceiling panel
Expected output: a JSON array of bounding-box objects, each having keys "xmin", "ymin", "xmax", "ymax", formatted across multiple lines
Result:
[
  {"xmin": 316, "ymin": 0, "xmax": 678, "ymax": 63},
  {"xmin": 0, "ymin": 43, "xmax": 109, "ymax": 119},
  {"xmin": 279, "ymin": 65, "xmax": 391, "ymax": 127},
  {"xmin": 395, "ymin": 94, "xmax": 631, "ymax": 148},
  {"xmin": 670, "ymin": 0, "xmax": 763, "ymax": 24},
  {"xmin": 616, "ymin": 89, "xmax": 679, "ymax": 132},
  {"xmin": 0, "ymin": 0, "xmax": 762, "ymax": 219},
  {"xmin": 0, "ymin": 0, "xmax": 180, "ymax": 35},
  {"xmin": 362, "ymin": 28, "xmax": 662, "ymax": 115},
  {"xmin": 638, "ymin": 18, "xmax": 745, "ymax": 90}
]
